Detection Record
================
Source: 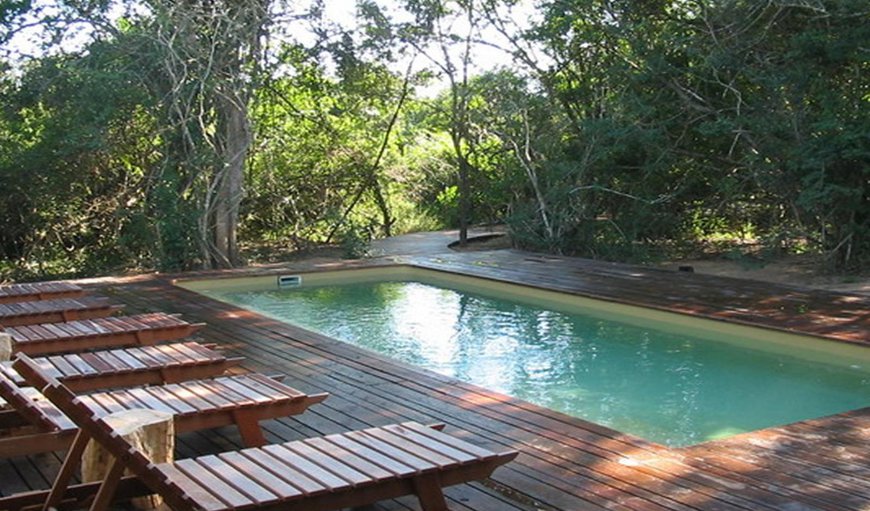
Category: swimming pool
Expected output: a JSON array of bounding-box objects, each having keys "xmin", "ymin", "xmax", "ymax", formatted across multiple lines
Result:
[{"xmin": 179, "ymin": 267, "xmax": 870, "ymax": 447}]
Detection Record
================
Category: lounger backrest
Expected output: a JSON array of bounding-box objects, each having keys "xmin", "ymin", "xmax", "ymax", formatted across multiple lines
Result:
[
  {"xmin": 0, "ymin": 368, "xmax": 59, "ymax": 431},
  {"xmin": 13, "ymin": 354, "xmax": 197, "ymax": 511}
]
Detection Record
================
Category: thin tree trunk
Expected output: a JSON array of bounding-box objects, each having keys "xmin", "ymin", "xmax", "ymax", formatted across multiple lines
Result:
[{"xmin": 324, "ymin": 63, "xmax": 414, "ymax": 244}]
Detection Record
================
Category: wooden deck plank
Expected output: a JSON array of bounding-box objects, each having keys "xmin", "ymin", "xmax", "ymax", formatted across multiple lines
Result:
[{"xmin": 2, "ymin": 252, "xmax": 869, "ymax": 511}]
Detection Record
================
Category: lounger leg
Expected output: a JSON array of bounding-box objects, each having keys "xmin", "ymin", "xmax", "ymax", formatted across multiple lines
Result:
[
  {"xmin": 412, "ymin": 473, "xmax": 448, "ymax": 511},
  {"xmin": 45, "ymin": 429, "xmax": 90, "ymax": 511},
  {"xmin": 89, "ymin": 458, "xmax": 125, "ymax": 511},
  {"xmin": 232, "ymin": 409, "xmax": 267, "ymax": 447}
]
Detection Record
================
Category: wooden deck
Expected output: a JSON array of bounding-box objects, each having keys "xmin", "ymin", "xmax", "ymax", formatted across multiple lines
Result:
[{"xmin": 2, "ymin": 249, "xmax": 868, "ymax": 510}]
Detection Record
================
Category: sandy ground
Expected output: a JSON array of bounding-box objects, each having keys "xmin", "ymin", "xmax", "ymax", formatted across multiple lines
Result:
[{"xmin": 656, "ymin": 255, "xmax": 870, "ymax": 296}]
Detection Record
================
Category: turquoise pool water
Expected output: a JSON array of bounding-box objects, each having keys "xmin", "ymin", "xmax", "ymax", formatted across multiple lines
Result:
[{"xmin": 202, "ymin": 277, "xmax": 870, "ymax": 447}]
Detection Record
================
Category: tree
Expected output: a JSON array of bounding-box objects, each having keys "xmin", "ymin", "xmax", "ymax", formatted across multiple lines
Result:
[
  {"xmin": 361, "ymin": 0, "xmax": 491, "ymax": 245},
  {"xmin": 142, "ymin": 0, "xmax": 269, "ymax": 268}
]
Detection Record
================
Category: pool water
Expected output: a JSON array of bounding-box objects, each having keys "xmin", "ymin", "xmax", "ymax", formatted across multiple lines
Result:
[{"xmin": 205, "ymin": 278, "xmax": 870, "ymax": 447}]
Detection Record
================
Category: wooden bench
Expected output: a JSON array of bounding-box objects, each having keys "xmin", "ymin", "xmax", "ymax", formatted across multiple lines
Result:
[
  {"xmin": 4, "ymin": 312, "xmax": 205, "ymax": 356},
  {"xmin": 0, "ymin": 341, "xmax": 243, "ymax": 392},
  {"xmin": 0, "ymin": 363, "xmax": 329, "ymax": 458},
  {"xmin": 11, "ymin": 353, "xmax": 518, "ymax": 511},
  {"xmin": 0, "ymin": 281, "xmax": 85, "ymax": 304},
  {"xmin": 0, "ymin": 297, "xmax": 123, "ymax": 327}
]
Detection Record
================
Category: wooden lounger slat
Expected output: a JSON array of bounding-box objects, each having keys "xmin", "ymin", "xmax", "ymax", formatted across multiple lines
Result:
[
  {"xmin": 151, "ymin": 344, "xmax": 189, "ymax": 364},
  {"xmin": 288, "ymin": 441, "xmax": 374, "ymax": 487},
  {"xmin": 0, "ymin": 282, "xmax": 83, "ymax": 304},
  {"xmin": 78, "ymin": 352, "xmax": 114, "ymax": 373},
  {"xmin": 86, "ymin": 318, "xmax": 119, "ymax": 333},
  {"xmin": 0, "ymin": 364, "xmax": 17, "ymax": 382},
  {"xmin": 32, "ymin": 358, "xmax": 64, "ymax": 380},
  {"xmin": 96, "ymin": 388, "xmax": 138, "ymax": 410},
  {"xmin": 104, "ymin": 348, "xmax": 147, "ymax": 371},
  {"xmin": 6, "ymin": 312, "xmax": 202, "ymax": 356},
  {"xmin": 175, "ymin": 341, "xmax": 215, "ymax": 361},
  {"xmin": 59, "ymin": 320, "xmax": 95, "ymax": 336},
  {"xmin": 390, "ymin": 422, "xmax": 491, "ymax": 463},
  {"xmin": 196, "ymin": 455, "xmax": 280, "ymax": 504},
  {"xmin": 44, "ymin": 356, "xmax": 77, "ymax": 378},
  {"xmin": 141, "ymin": 345, "xmax": 176, "ymax": 366},
  {"xmin": 323, "ymin": 434, "xmax": 419, "ymax": 477},
  {"xmin": 400, "ymin": 421, "xmax": 498, "ymax": 460},
  {"xmin": 213, "ymin": 376, "xmax": 274, "ymax": 404},
  {"xmin": 39, "ymin": 323, "xmax": 69, "ymax": 339},
  {"xmin": 12, "ymin": 325, "xmax": 43, "ymax": 341},
  {"xmin": 155, "ymin": 464, "xmax": 227, "ymax": 511},
  {"xmin": 174, "ymin": 459, "xmax": 257, "ymax": 509},
  {"xmin": 88, "ymin": 392, "xmax": 128, "ymax": 415},
  {"xmin": 147, "ymin": 313, "xmax": 184, "ymax": 327},
  {"xmin": 226, "ymin": 374, "xmax": 298, "ymax": 402},
  {"xmin": 106, "ymin": 316, "xmax": 140, "ymax": 330},
  {"xmin": 126, "ymin": 346, "xmax": 164, "ymax": 368},
  {"xmin": 4, "ymin": 358, "xmax": 332, "ymax": 463},
  {"xmin": 0, "ymin": 374, "xmax": 59, "ymax": 431},
  {"xmin": 0, "ymin": 297, "xmax": 119, "ymax": 327},
  {"xmin": 30, "ymin": 397, "xmax": 77, "ymax": 431},
  {"xmin": 218, "ymin": 451, "xmax": 305, "ymax": 499},
  {"xmin": 74, "ymin": 394, "xmax": 109, "ymax": 416},
  {"xmin": 134, "ymin": 313, "xmax": 168, "ymax": 328},
  {"xmin": 62, "ymin": 354, "xmax": 98, "ymax": 376},
  {"xmin": 139, "ymin": 385, "xmax": 198, "ymax": 415},
  {"xmin": 305, "ymin": 436, "xmax": 397, "ymax": 481},
  {"xmin": 93, "ymin": 350, "xmax": 131, "ymax": 372},
  {"xmin": 204, "ymin": 378, "xmax": 257, "ymax": 407},
  {"xmin": 125, "ymin": 387, "xmax": 175, "ymax": 414},
  {"xmin": 176, "ymin": 381, "xmax": 234, "ymax": 409},
  {"xmin": 192, "ymin": 378, "xmax": 251, "ymax": 407},
  {"xmin": 363, "ymin": 427, "xmax": 461, "ymax": 467},
  {"xmin": 129, "ymin": 314, "xmax": 157, "ymax": 328},
  {"xmin": 239, "ymin": 449, "xmax": 326, "ymax": 497},
  {"xmin": 170, "ymin": 342, "xmax": 214, "ymax": 364},
  {"xmin": 244, "ymin": 373, "xmax": 306, "ymax": 400},
  {"xmin": 262, "ymin": 443, "xmax": 357, "ymax": 490},
  {"xmin": 159, "ymin": 382, "xmax": 216, "ymax": 413},
  {"xmin": 345, "ymin": 430, "xmax": 434, "ymax": 472},
  {"xmin": 311, "ymin": 435, "xmax": 417, "ymax": 479}
]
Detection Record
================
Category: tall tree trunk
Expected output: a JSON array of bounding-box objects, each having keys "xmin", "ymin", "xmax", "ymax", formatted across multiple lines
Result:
[
  {"xmin": 212, "ymin": 91, "xmax": 250, "ymax": 268},
  {"xmin": 205, "ymin": 0, "xmax": 264, "ymax": 268}
]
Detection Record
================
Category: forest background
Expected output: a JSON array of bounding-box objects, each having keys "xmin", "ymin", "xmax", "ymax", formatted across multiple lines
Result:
[{"xmin": 0, "ymin": 0, "xmax": 867, "ymax": 281}]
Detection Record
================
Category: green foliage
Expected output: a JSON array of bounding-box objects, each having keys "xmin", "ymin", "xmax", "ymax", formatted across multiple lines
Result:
[
  {"xmin": 502, "ymin": 0, "xmax": 870, "ymax": 267},
  {"xmin": 0, "ymin": 40, "xmax": 160, "ymax": 279},
  {"xmin": 338, "ymin": 222, "xmax": 372, "ymax": 259},
  {"xmin": 0, "ymin": 0, "xmax": 867, "ymax": 278}
]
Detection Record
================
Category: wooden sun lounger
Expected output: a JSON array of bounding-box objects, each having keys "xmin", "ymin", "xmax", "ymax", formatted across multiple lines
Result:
[
  {"xmin": 10, "ymin": 354, "xmax": 517, "ymax": 511},
  {"xmin": 0, "ymin": 297, "xmax": 122, "ymax": 327},
  {"xmin": 0, "ymin": 341, "xmax": 243, "ymax": 392},
  {"xmin": 4, "ymin": 312, "xmax": 206, "ymax": 356},
  {"xmin": 0, "ymin": 281, "xmax": 85, "ymax": 304},
  {"xmin": 0, "ymin": 363, "xmax": 329, "ymax": 458}
]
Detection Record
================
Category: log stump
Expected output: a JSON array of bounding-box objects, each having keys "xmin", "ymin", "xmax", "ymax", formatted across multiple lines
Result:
[
  {"xmin": 0, "ymin": 332, "xmax": 11, "ymax": 361},
  {"xmin": 82, "ymin": 408, "xmax": 174, "ymax": 509}
]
